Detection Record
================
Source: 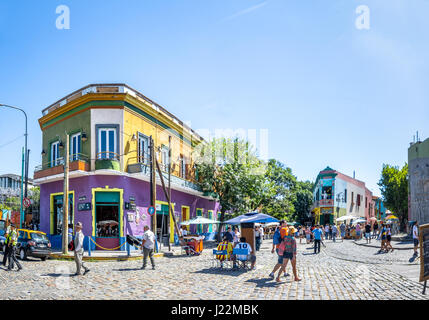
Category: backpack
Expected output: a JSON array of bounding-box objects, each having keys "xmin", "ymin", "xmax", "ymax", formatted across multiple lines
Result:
[{"xmin": 273, "ymin": 230, "xmax": 281, "ymax": 245}]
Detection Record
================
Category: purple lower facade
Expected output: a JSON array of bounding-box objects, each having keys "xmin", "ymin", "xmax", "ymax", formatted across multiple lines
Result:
[{"xmin": 39, "ymin": 175, "xmax": 219, "ymax": 251}]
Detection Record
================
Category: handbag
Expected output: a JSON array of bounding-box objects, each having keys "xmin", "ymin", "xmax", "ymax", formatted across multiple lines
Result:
[
  {"xmin": 68, "ymin": 240, "xmax": 74, "ymax": 251},
  {"xmin": 277, "ymin": 239, "xmax": 286, "ymax": 256}
]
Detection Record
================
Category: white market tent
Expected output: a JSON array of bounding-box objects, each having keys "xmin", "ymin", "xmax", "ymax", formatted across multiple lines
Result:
[
  {"xmin": 336, "ymin": 215, "xmax": 360, "ymax": 222},
  {"xmin": 352, "ymin": 218, "xmax": 367, "ymax": 224},
  {"xmin": 264, "ymin": 222, "xmax": 280, "ymax": 227},
  {"xmin": 180, "ymin": 216, "xmax": 220, "ymax": 226}
]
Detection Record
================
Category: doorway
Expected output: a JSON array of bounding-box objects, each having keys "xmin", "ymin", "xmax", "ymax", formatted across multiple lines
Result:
[
  {"xmin": 95, "ymin": 191, "xmax": 120, "ymax": 250},
  {"xmin": 156, "ymin": 204, "xmax": 169, "ymax": 246}
]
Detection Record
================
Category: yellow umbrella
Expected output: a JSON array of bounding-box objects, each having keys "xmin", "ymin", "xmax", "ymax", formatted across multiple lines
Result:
[{"xmin": 385, "ymin": 214, "xmax": 398, "ymax": 220}]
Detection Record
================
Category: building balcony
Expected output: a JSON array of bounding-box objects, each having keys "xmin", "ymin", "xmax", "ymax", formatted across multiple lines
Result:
[
  {"xmin": 95, "ymin": 152, "xmax": 121, "ymax": 171},
  {"xmin": 126, "ymin": 160, "xmax": 202, "ymax": 193},
  {"xmin": 34, "ymin": 154, "xmax": 90, "ymax": 179}
]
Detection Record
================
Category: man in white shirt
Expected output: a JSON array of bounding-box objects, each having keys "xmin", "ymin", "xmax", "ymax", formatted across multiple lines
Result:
[
  {"xmin": 413, "ymin": 221, "xmax": 419, "ymax": 256},
  {"xmin": 181, "ymin": 226, "xmax": 188, "ymax": 237},
  {"xmin": 74, "ymin": 222, "xmax": 90, "ymax": 276},
  {"xmin": 141, "ymin": 225, "xmax": 156, "ymax": 270},
  {"xmin": 233, "ymin": 237, "xmax": 256, "ymax": 269}
]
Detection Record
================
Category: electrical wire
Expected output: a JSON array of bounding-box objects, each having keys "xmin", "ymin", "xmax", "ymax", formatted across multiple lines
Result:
[{"xmin": 0, "ymin": 134, "xmax": 24, "ymax": 149}]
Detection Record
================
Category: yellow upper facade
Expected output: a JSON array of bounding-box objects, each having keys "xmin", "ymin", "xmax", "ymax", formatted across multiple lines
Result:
[{"xmin": 36, "ymin": 84, "xmax": 204, "ymax": 184}]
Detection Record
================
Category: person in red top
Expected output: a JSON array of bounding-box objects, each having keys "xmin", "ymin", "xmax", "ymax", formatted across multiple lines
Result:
[{"xmin": 269, "ymin": 221, "xmax": 289, "ymax": 279}]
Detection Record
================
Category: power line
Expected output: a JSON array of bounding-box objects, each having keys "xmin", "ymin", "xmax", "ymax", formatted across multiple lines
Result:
[{"xmin": 0, "ymin": 134, "xmax": 24, "ymax": 149}]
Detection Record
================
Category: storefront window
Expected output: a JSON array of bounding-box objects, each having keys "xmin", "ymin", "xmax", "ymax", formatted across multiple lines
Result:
[
  {"xmin": 95, "ymin": 191, "xmax": 120, "ymax": 238},
  {"xmin": 53, "ymin": 194, "xmax": 73, "ymax": 235}
]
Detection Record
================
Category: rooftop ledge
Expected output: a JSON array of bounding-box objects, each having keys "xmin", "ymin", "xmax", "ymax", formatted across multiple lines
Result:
[{"xmin": 41, "ymin": 83, "xmax": 204, "ymax": 142}]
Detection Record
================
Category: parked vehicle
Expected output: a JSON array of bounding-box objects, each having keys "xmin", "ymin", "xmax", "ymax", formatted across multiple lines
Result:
[
  {"xmin": 0, "ymin": 220, "xmax": 6, "ymax": 251},
  {"xmin": 16, "ymin": 229, "xmax": 52, "ymax": 261}
]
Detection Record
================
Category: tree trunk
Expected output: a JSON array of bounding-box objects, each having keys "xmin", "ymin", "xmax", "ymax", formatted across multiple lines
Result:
[{"xmin": 217, "ymin": 208, "xmax": 226, "ymax": 242}]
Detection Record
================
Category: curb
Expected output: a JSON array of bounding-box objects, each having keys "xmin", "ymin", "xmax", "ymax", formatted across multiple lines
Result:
[
  {"xmin": 49, "ymin": 252, "xmax": 165, "ymax": 262},
  {"xmin": 353, "ymin": 241, "xmax": 413, "ymax": 250}
]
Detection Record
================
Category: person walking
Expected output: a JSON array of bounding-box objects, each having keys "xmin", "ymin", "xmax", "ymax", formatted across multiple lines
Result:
[
  {"xmin": 412, "ymin": 221, "xmax": 419, "ymax": 256},
  {"xmin": 299, "ymin": 226, "xmax": 305, "ymax": 244},
  {"xmin": 141, "ymin": 225, "xmax": 156, "ymax": 270},
  {"xmin": 355, "ymin": 223, "xmax": 361, "ymax": 240},
  {"xmin": 7, "ymin": 224, "xmax": 22, "ymax": 272},
  {"xmin": 324, "ymin": 224, "xmax": 329, "ymax": 240},
  {"xmin": 365, "ymin": 222, "xmax": 372, "ymax": 244},
  {"xmin": 255, "ymin": 226, "xmax": 261, "ymax": 251},
  {"xmin": 379, "ymin": 224, "xmax": 387, "ymax": 253},
  {"xmin": 332, "ymin": 224, "xmax": 338, "ymax": 242},
  {"xmin": 328, "ymin": 225, "xmax": 333, "ymax": 240},
  {"xmin": 73, "ymin": 222, "xmax": 89, "ymax": 276},
  {"xmin": 269, "ymin": 221, "xmax": 290, "ymax": 279},
  {"xmin": 373, "ymin": 221, "xmax": 379, "ymax": 239},
  {"xmin": 312, "ymin": 225, "xmax": 324, "ymax": 254},
  {"xmin": 276, "ymin": 226, "xmax": 301, "ymax": 282},
  {"xmin": 339, "ymin": 222, "xmax": 346, "ymax": 242},
  {"xmin": 2, "ymin": 223, "xmax": 11, "ymax": 266},
  {"xmin": 305, "ymin": 227, "xmax": 311, "ymax": 244},
  {"xmin": 385, "ymin": 224, "xmax": 393, "ymax": 252},
  {"xmin": 233, "ymin": 227, "xmax": 241, "ymax": 246}
]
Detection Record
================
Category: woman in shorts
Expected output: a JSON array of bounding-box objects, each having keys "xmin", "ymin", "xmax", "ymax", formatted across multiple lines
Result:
[
  {"xmin": 379, "ymin": 224, "xmax": 387, "ymax": 253},
  {"xmin": 276, "ymin": 227, "xmax": 301, "ymax": 282},
  {"xmin": 385, "ymin": 224, "xmax": 393, "ymax": 252},
  {"xmin": 305, "ymin": 227, "xmax": 311, "ymax": 244}
]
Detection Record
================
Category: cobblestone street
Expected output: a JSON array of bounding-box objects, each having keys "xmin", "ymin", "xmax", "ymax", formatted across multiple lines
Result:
[{"xmin": 0, "ymin": 239, "xmax": 427, "ymax": 300}]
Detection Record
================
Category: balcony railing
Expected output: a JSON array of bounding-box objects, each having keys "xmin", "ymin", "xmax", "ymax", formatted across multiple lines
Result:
[
  {"xmin": 127, "ymin": 158, "xmax": 201, "ymax": 192},
  {"xmin": 34, "ymin": 154, "xmax": 90, "ymax": 179}
]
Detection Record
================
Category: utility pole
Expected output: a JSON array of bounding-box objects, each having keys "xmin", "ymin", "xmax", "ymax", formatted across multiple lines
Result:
[
  {"xmin": 155, "ymin": 157, "xmax": 182, "ymax": 240},
  {"xmin": 150, "ymin": 136, "xmax": 157, "ymax": 252},
  {"xmin": 167, "ymin": 136, "xmax": 172, "ymax": 251},
  {"xmin": 20, "ymin": 147, "xmax": 24, "ymax": 228},
  {"xmin": 62, "ymin": 134, "xmax": 70, "ymax": 255}
]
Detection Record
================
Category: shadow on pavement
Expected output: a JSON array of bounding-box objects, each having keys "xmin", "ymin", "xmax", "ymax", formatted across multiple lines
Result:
[
  {"xmin": 40, "ymin": 273, "xmax": 70, "ymax": 277},
  {"xmin": 112, "ymin": 268, "xmax": 143, "ymax": 272},
  {"xmin": 193, "ymin": 268, "xmax": 247, "ymax": 277},
  {"xmin": 244, "ymin": 278, "xmax": 283, "ymax": 288}
]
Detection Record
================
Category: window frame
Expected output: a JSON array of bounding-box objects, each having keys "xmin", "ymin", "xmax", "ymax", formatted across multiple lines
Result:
[
  {"xmin": 137, "ymin": 133, "xmax": 150, "ymax": 165},
  {"xmin": 70, "ymin": 132, "xmax": 81, "ymax": 161},
  {"xmin": 50, "ymin": 140, "xmax": 60, "ymax": 167},
  {"xmin": 96, "ymin": 124, "xmax": 119, "ymax": 160}
]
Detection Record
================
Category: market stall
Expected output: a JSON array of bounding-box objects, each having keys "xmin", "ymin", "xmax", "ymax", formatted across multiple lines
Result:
[{"xmin": 180, "ymin": 216, "xmax": 220, "ymax": 254}]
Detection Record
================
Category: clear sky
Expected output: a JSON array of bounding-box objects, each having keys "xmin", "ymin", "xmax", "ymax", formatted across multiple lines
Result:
[{"xmin": 0, "ymin": 0, "xmax": 428, "ymax": 196}]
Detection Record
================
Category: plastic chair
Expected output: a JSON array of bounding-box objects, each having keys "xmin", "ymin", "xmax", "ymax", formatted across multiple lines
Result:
[
  {"xmin": 212, "ymin": 249, "xmax": 232, "ymax": 269},
  {"xmin": 232, "ymin": 248, "xmax": 251, "ymax": 270}
]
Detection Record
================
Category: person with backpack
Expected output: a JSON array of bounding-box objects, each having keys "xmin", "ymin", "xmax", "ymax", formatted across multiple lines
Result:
[
  {"xmin": 269, "ymin": 221, "xmax": 289, "ymax": 279},
  {"xmin": 276, "ymin": 226, "xmax": 301, "ymax": 282},
  {"xmin": 379, "ymin": 224, "xmax": 387, "ymax": 253}
]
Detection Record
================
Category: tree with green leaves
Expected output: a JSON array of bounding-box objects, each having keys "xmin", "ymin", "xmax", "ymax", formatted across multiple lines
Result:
[
  {"xmin": 292, "ymin": 180, "xmax": 314, "ymax": 224},
  {"xmin": 257, "ymin": 159, "xmax": 297, "ymax": 221},
  {"xmin": 194, "ymin": 137, "xmax": 266, "ymax": 240},
  {"xmin": 378, "ymin": 163, "xmax": 409, "ymax": 230}
]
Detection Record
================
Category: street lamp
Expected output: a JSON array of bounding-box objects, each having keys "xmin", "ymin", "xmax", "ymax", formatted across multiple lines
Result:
[{"xmin": 0, "ymin": 103, "xmax": 29, "ymax": 228}]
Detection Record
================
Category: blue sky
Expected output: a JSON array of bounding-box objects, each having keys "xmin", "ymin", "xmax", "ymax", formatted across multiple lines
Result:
[{"xmin": 0, "ymin": 0, "xmax": 428, "ymax": 196}]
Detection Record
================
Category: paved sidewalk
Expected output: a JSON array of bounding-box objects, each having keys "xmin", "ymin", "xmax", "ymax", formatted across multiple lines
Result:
[
  {"xmin": 0, "ymin": 239, "xmax": 427, "ymax": 300},
  {"xmin": 353, "ymin": 239, "xmax": 414, "ymax": 250}
]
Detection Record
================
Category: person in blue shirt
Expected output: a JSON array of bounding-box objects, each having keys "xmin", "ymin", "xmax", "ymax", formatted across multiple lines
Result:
[{"xmin": 312, "ymin": 225, "xmax": 324, "ymax": 254}]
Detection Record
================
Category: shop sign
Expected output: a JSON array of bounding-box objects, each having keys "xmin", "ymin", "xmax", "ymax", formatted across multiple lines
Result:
[
  {"xmin": 78, "ymin": 203, "xmax": 91, "ymax": 211},
  {"xmin": 79, "ymin": 196, "xmax": 86, "ymax": 202},
  {"xmin": 321, "ymin": 208, "xmax": 333, "ymax": 214},
  {"xmin": 129, "ymin": 196, "xmax": 135, "ymax": 201},
  {"xmin": 125, "ymin": 202, "xmax": 136, "ymax": 210}
]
